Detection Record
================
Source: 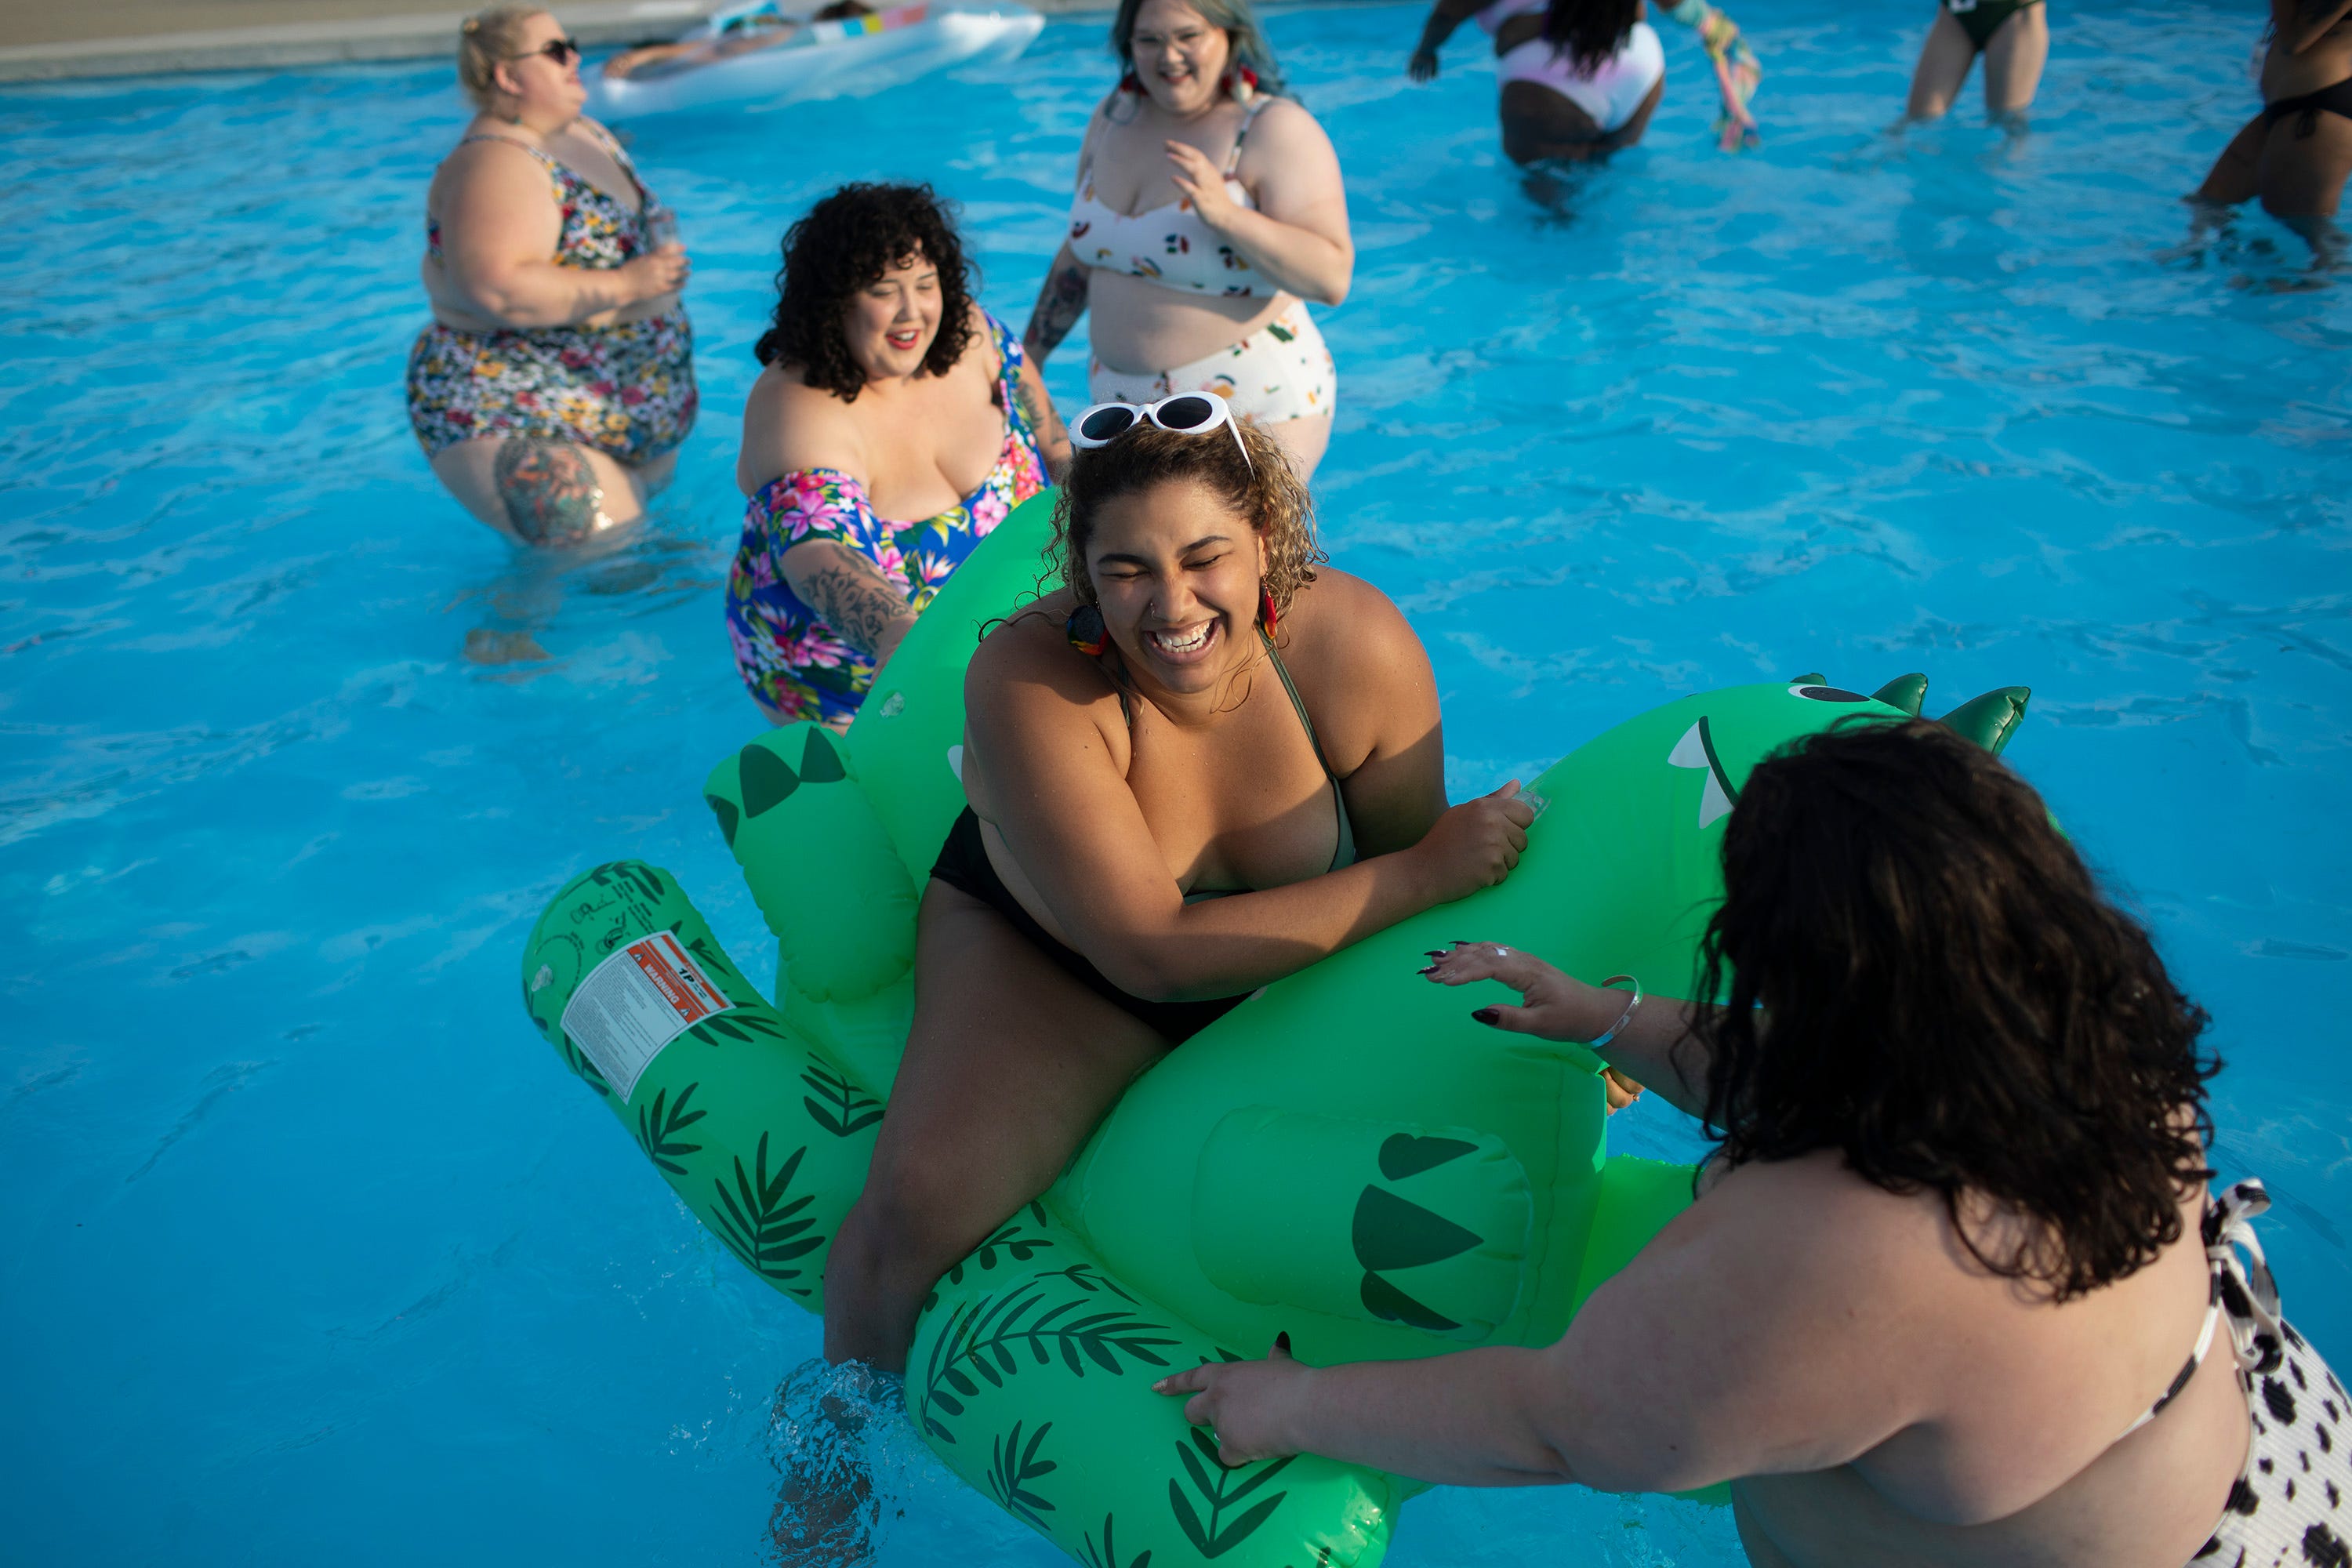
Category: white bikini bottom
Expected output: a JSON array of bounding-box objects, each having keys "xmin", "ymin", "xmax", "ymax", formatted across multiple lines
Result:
[
  {"xmin": 1088, "ymin": 299, "xmax": 1335, "ymax": 426},
  {"xmin": 1497, "ymin": 21, "xmax": 1664, "ymax": 134}
]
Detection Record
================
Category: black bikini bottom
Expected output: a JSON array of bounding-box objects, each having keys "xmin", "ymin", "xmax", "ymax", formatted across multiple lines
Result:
[
  {"xmin": 927, "ymin": 807, "xmax": 1251, "ymax": 1045},
  {"xmin": 2264, "ymin": 76, "xmax": 2352, "ymax": 138}
]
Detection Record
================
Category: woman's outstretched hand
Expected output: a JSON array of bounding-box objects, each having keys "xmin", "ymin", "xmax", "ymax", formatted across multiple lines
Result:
[
  {"xmin": 1421, "ymin": 941, "xmax": 1646, "ymax": 1108},
  {"xmin": 1407, "ymin": 45, "xmax": 1440, "ymax": 82},
  {"xmin": 1409, "ymin": 782, "xmax": 1535, "ymax": 904},
  {"xmin": 1154, "ymin": 1335, "xmax": 1312, "ymax": 1466}
]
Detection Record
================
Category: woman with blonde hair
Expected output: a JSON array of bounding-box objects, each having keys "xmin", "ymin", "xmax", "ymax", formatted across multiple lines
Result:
[
  {"xmin": 818, "ymin": 398, "xmax": 1536, "ymax": 1370},
  {"xmin": 1021, "ymin": 0, "xmax": 1354, "ymax": 479},
  {"xmin": 408, "ymin": 5, "xmax": 696, "ymax": 545}
]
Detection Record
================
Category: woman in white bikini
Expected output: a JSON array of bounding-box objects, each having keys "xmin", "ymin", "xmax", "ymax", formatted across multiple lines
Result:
[
  {"xmin": 1163, "ymin": 720, "xmax": 2352, "ymax": 1568},
  {"xmin": 1408, "ymin": 0, "xmax": 1761, "ymax": 165},
  {"xmin": 1020, "ymin": 0, "xmax": 1353, "ymax": 478}
]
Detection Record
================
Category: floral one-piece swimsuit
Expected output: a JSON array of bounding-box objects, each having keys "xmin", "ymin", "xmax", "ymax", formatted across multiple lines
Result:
[{"xmin": 724, "ymin": 313, "xmax": 1047, "ymax": 728}]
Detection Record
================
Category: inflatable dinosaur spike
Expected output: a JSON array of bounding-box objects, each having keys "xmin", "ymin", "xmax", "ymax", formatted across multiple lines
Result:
[
  {"xmin": 1939, "ymin": 686, "xmax": 2033, "ymax": 755},
  {"xmin": 1871, "ymin": 672, "xmax": 1929, "ymax": 717},
  {"xmin": 517, "ymin": 495, "xmax": 2033, "ymax": 1566}
]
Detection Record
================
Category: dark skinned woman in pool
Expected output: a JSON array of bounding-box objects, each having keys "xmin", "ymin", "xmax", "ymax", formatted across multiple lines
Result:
[
  {"xmin": 2190, "ymin": 0, "xmax": 2352, "ymax": 239},
  {"xmin": 819, "ymin": 402, "xmax": 1538, "ymax": 1371}
]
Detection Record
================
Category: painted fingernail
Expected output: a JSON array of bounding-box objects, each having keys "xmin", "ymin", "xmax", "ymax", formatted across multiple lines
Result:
[
  {"xmin": 1417, "ymin": 966, "xmax": 1436, "ymax": 977},
  {"xmin": 1274, "ymin": 1332, "xmax": 1292, "ymax": 1352},
  {"xmin": 1424, "ymin": 949, "xmax": 1447, "ymax": 959},
  {"xmin": 1472, "ymin": 1007, "xmax": 1500, "ymax": 1025}
]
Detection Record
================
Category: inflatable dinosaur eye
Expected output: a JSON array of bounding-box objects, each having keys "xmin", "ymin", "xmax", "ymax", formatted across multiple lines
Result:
[{"xmin": 1788, "ymin": 684, "xmax": 1868, "ymax": 702}]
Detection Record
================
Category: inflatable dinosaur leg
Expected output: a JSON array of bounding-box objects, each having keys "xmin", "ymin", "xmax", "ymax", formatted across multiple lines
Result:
[
  {"xmin": 907, "ymin": 1200, "xmax": 1403, "ymax": 1568},
  {"xmin": 521, "ymin": 860, "xmax": 887, "ymax": 1312},
  {"xmin": 704, "ymin": 724, "xmax": 920, "ymax": 1099}
]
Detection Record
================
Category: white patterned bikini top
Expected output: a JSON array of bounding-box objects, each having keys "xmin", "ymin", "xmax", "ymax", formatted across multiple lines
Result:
[{"xmin": 1066, "ymin": 98, "xmax": 1268, "ymax": 297}]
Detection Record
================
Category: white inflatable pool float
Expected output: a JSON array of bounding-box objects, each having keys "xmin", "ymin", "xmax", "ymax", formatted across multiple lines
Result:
[{"xmin": 590, "ymin": 0, "xmax": 1045, "ymax": 118}]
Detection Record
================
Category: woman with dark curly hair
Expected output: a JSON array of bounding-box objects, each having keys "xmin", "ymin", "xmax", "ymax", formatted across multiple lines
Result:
[
  {"xmin": 725, "ymin": 182, "xmax": 1069, "ymax": 728},
  {"xmin": 1163, "ymin": 719, "xmax": 2351, "ymax": 1568},
  {"xmin": 819, "ymin": 404, "xmax": 1537, "ymax": 1370}
]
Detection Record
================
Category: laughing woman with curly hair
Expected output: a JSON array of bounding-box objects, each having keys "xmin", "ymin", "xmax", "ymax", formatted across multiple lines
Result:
[{"xmin": 726, "ymin": 183, "xmax": 1071, "ymax": 729}]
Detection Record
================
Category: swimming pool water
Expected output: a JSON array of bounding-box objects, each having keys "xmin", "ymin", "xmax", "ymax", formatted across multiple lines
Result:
[{"xmin": 4, "ymin": 2, "xmax": 2347, "ymax": 1563}]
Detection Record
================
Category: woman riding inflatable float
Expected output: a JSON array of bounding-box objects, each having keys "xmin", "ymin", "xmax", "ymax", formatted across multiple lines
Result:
[{"xmin": 518, "ymin": 414, "xmax": 2030, "ymax": 1566}]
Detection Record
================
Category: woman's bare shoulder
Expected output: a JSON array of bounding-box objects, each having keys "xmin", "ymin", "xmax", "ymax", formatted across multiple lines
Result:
[
  {"xmin": 434, "ymin": 129, "xmax": 548, "ymax": 196},
  {"xmin": 740, "ymin": 363, "xmax": 866, "ymax": 491},
  {"xmin": 1245, "ymin": 96, "xmax": 1337, "ymax": 157},
  {"xmin": 971, "ymin": 593, "xmax": 1080, "ymax": 679},
  {"xmin": 967, "ymin": 594, "xmax": 1126, "ymax": 731},
  {"xmin": 1285, "ymin": 568, "xmax": 1424, "ymax": 668}
]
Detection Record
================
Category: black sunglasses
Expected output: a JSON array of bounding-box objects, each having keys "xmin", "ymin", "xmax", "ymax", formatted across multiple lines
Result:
[{"xmin": 509, "ymin": 36, "xmax": 581, "ymax": 65}]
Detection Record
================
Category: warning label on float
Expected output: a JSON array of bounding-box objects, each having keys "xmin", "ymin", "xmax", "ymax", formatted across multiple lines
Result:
[{"xmin": 560, "ymin": 931, "xmax": 734, "ymax": 1105}]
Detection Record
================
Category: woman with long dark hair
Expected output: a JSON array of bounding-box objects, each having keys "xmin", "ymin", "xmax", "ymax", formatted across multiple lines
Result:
[
  {"xmin": 1162, "ymin": 719, "xmax": 2350, "ymax": 1567},
  {"xmin": 1020, "ymin": 0, "xmax": 1354, "ymax": 478},
  {"xmin": 1408, "ymin": 0, "xmax": 1759, "ymax": 164},
  {"xmin": 725, "ymin": 182, "xmax": 1069, "ymax": 729}
]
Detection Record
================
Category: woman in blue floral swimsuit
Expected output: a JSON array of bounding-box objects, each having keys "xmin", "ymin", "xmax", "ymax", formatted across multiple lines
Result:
[
  {"xmin": 410, "ymin": 6, "xmax": 697, "ymax": 545},
  {"xmin": 727, "ymin": 183, "xmax": 1070, "ymax": 729}
]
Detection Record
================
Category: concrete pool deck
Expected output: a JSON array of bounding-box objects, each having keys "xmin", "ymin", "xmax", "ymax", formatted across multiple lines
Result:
[{"xmin": 0, "ymin": 0, "xmax": 1117, "ymax": 82}]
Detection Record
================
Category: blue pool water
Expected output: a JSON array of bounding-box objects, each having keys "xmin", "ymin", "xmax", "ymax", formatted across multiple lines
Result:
[{"xmin": 5, "ymin": 1, "xmax": 2349, "ymax": 1562}]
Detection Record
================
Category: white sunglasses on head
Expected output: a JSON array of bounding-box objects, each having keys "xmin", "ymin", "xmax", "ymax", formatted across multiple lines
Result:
[{"xmin": 1069, "ymin": 391, "xmax": 1252, "ymax": 472}]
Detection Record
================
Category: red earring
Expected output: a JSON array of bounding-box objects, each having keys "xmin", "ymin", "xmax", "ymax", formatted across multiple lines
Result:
[
  {"xmin": 1258, "ymin": 589, "xmax": 1279, "ymax": 637},
  {"xmin": 1067, "ymin": 603, "xmax": 1108, "ymax": 656},
  {"xmin": 1118, "ymin": 68, "xmax": 1143, "ymax": 93}
]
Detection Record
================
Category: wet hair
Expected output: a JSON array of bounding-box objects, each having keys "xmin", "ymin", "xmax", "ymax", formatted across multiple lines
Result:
[
  {"xmin": 1688, "ymin": 718, "xmax": 2219, "ymax": 1302},
  {"xmin": 457, "ymin": 5, "xmax": 546, "ymax": 109},
  {"xmin": 1047, "ymin": 419, "xmax": 1322, "ymax": 617},
  {"xmin": 1109, "ymin": 0, "xmax": 1288, "ymax": 99},
  {"xmin": 753, "ymin": 183, "xmax": 976, "ymax": 402},
  {"xmin": 1541, "ymin": 0, "xmax": 1642, "ymax": 74}
]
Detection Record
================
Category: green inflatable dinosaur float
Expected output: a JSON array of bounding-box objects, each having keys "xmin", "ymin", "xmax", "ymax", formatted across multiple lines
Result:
[{"xmin": 518, "ymin": 491, "xmax": 2028, "ymax": 1566}]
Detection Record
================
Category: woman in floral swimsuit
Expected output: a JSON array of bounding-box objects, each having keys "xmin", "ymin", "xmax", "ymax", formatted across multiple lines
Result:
[
  {"xmin": 726, "ymin": 183, "xmax": 1070, "ymax": 729},
  {"xmin": 409, "ymin": 5, "xmax": 696, "ymax": 545}
]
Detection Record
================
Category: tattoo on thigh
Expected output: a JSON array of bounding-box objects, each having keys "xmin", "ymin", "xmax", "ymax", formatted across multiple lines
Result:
[
  {"xmin": 494, "ymin": 439, "xmax": 605, "ymax": 545},
  {"xmin": 802, "ymin": 562, "xmax": 906, "ymax": 657}
]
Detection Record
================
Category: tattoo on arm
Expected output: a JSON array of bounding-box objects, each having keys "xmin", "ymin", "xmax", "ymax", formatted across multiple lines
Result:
[
  {"xmin": 797, "ymin": 555, "xmax": 916, "ymax": 659},
  {"xmin": 1014, "ymin": 368, "xmax": 1070, "ymax": 480},
  {"xmin": 1022, "ymin": 260, "xmax": 1091, "ymax": 363},
  {"xmin": 494, "ymin": 438, "xmax": 606, "ymax": 545}
]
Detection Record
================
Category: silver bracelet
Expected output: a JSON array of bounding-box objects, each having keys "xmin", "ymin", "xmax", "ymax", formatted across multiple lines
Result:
[{"xmin": 1587, "ymin": 974, "xmax": 1642, "ymax": 1048}]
